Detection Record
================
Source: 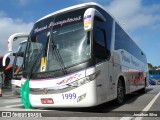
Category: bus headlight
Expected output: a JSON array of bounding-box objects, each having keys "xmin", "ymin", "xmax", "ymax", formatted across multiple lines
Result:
[{"xmin": 67, "ymin": 73, "xmax": 96, "ymax": 87}]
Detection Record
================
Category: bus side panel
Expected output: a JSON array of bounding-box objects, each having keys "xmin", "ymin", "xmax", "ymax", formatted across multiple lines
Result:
[
  {"xmin": 109, "ymin": 51, "xmax": 123, "ymax": 100},
  {"xmin": 116, "ymin": 50, "xmax": 147, "ymax": 93},
  {"xmin": 95, "ymin": 61, "xmax": 110, "ymax": 104}
]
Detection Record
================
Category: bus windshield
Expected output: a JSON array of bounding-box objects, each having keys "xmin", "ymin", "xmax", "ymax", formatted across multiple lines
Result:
[
  {"xmin": 13, "ymin": 41, "xmax": 27, "ymax": 76},
  {"xmin": 24, "ymin": 10, "xmax": 91, "ymax": 74}
]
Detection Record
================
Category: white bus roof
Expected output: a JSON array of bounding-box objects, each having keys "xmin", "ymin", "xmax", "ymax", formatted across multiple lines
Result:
[
  {"xmin": 35, "ymin": 2, "xmax": 146, "ymax": 56},
  {"xmin": 36, "ymin": 2, "xmax": 105, "ymax": 23}
]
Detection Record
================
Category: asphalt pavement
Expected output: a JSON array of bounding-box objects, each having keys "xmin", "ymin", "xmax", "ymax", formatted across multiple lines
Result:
[{"xmin": 0, "ymin": 85, "xmax": 160, "ymax": 120}]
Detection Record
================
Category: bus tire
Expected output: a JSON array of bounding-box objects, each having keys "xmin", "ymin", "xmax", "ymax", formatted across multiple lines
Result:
[
  {"xmin": 116, "ymin": 79, "xmax": 125, "ymax": 105},
  {"xmin": 138, "ymin": 79, "xmax": 146, "ymax": 94},
  {"xmin": 138, "ymin": 87, "xmax": 146, "ymax": 94}
]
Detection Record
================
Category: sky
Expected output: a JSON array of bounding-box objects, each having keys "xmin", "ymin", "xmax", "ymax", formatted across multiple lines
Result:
[{"xmin": 0, "ymin": 0, "xmax": 160, "ymax": 66}]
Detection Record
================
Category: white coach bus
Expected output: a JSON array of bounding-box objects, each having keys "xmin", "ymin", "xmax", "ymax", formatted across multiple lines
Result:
[
  {"xmin": 11, "ymin": 40, "xmax": 27, "ymax": 95},
  {"xmin": 4, "ymin": 2, "xmax": 148, "ymax": 108},
  {"xmin": 3, "ymin": 34, "xmax": 28, "ymax": 95}
]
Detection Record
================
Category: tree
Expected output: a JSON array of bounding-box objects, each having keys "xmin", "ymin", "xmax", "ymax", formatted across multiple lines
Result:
[
  {"xmin": 148, "ymin": 63, "xmax": 153, "ymax": 70},
  {"xmin": 157, "ymin": 65, "xmax": 160, "ymax": 69}
]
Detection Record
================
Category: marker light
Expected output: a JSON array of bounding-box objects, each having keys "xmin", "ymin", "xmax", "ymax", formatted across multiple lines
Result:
[{"xmin": 77, "ymin": 93, "xmax": 87, "ymax": 102}]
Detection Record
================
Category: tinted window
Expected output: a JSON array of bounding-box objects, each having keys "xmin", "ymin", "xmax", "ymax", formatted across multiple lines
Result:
[
  {"xmin": 115, "ymin": 23, "xmax": 146, "ymax": 63},
  {"xmin": 149, "ymin": 70, "xmax": 153, "ymax": 74},
  {"xmin": 94, "ymin": 27, "xmax": 105, "ymax": 47},
  {"xmin": 94, "ymin": 6, "xmax": 113, "ymax": 50},
  {"xmin": 149, "ymin": 70, "xmax": 160, "ymax": 75},
  {"xmin": 156, "ymin": 70, "xmax": 160, "ymax": 75},
  {"xmin": 94, "ymin": 26, "xmax": 108, "ymax": 59}
]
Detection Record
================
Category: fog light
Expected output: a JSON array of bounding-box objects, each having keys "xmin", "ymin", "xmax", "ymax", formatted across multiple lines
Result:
[{"xmin": 77, "ymin": 93, "xmax": 86, "ymax": 102}]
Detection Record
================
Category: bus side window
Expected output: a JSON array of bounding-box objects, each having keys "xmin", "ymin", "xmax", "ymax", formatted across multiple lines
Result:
[
  {"xmin": 149, "ymin": 70, "xmax": 152, "ymax": 74},
  {"xmin": 94, "ymin": 26, "xmax": 108, "ymax": 59}
]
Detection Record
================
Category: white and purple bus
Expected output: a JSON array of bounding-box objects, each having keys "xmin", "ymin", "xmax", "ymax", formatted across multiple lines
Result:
[{"xmin": 4, "ymin": 2, "xmax": 148, "ymax": 108}]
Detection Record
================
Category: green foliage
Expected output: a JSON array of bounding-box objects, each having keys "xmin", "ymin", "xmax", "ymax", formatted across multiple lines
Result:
[
  {"xmin": 148, "ymin": 63, "xmax": 160, "ymax": 70},
  {"xmin": 148, "ymin": 63, "xmax": 153, "ymax": 70}
]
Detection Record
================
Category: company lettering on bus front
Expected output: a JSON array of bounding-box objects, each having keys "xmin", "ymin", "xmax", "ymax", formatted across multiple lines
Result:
[
  {"xmin": 56, "ymin": 73, "xmax": 82, "ymax": 85},
  {"xmin": 34, "ymin": 16, "xmax": 82, "ymax": 33}
]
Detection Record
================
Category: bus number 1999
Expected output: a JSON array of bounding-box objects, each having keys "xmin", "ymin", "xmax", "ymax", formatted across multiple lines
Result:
[{"xmin": 62, "ymin": 93, "xmax": 76, "ymax": 99}]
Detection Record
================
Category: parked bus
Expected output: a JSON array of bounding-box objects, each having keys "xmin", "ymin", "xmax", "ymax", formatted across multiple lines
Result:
[
  {"xmin": 4, "ymin": 2, "xmax": 147, "ymax": 108},
  {"xmin": 2, "ymin": 33, "xmax": 28, "ymax": 94},
  {"xmin": 149, "ymin": 69, "xmax": 160, "ymax": 80},
  {"xmin": 11, "ymin": 40, "xmax": 27, "ymax": 94}
]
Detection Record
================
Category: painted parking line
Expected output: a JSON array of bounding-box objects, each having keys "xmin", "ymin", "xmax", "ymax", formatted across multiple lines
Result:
[
  {"xmin": 120, "ymin": 92, "xmax": 160, "ymax": 120},
  {"xmin": 5, "ymin": 104, "xmax": 24, "ymax": 108},
  {"xmin": 3, "ymin": 99, "xmax": 21, "ymax": 103},
  {"xmin": 5, "ymin": 104, "xmax": 51, "ymax": 111},
  {"xmin": 134, "ymin": 92, "xmax": 160, "ymax": 120}
]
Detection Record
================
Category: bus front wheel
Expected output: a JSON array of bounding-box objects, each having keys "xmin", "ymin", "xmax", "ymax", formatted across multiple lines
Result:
[{"xmin": 116, "ymin": 79, "xmax": 125, "ymax": 105}]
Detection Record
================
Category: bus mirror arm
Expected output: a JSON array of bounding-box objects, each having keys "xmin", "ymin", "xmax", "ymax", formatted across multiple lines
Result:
[
  {"xmin": 8, "ymin": 33, "xmax": 29, "ymax": 52},
  {"xmin": 13, "ymin": 53, "xmax": 16, "ymax": 56},
  {"xmin": 13, "ymin": 52, "xmax": 24, "ymax": 57}
]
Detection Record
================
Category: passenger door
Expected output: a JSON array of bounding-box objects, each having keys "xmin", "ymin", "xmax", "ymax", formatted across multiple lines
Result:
[{"xmin": 94, "ymin": 20, "xmax": 111, "ymax": 103}]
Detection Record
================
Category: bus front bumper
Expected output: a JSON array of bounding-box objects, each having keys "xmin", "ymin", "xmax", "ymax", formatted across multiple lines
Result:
[{"xmin": 29, "ymin": 81, "xmax": 97, "ymax": 108}]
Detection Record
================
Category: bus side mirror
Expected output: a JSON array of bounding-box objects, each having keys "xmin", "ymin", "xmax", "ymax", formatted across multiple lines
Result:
[
  {"xmin": 83, "ymin": 8, "xmax": 106, "ymax": 31},
  {"xmin": 3, "ymin": 33, "xmax": 28, "ymax": 66},
  {"xmin": 8, "ymin": 33, "xmax": 29, "ymax": 52}
]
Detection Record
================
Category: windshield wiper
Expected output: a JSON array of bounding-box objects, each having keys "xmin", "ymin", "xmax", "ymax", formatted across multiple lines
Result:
[{"xmin": 50, "ymin": 29, "xmax": 68, "ymax": 75}]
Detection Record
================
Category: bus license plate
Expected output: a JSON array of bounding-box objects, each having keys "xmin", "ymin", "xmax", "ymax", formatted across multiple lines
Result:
[{"xmin": 41, "ymin": 98, "xmax": 54, "ymax": 104}]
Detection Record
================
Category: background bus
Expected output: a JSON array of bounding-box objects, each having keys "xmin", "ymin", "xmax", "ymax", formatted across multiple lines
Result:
[
  {"xmin": 149, "ymin": 69, "xmax": 160, "ymax": 80},
  {"xmin": 5, "ymin": 2, "xmax": 148, "ymax": 108},
  {"xmin": 11, "ymin": 40, "xmax": 27, "ymax": 95},
  {"xmin": 149, "ymin": 69, "xmax": 160, "ymax": 85}
]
